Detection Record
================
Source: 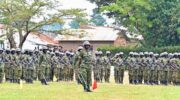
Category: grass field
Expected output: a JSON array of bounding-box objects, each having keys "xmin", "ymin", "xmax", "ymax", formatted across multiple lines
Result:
[{"xmin": 0, "ymin": 81, "xmax": 180, "ymax": 100}]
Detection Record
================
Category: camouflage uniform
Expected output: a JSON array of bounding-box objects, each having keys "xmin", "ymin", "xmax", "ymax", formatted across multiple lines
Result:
[
  {"xmin": 0, "ymin": 50, "xmax": 4, "ymax": 83},
  {"xmin": 103, "ymin": 51, "xmax": 111, "ymax": 83},
  {"xmin": 75, "ymin": 41, "xmax": 93, "ymax": 92}
]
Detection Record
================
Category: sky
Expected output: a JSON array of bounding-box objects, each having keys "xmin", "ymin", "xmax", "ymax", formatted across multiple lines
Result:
[
  {"xmin": 60, "ymin": 0, "xmax": 114, "ymax": 26},
  {"xmin": 60, "ymin": 0, "xmax": 96, "ymax": 16}
]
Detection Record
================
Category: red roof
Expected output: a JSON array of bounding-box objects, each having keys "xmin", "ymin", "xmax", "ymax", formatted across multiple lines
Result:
[
  {"xmin": 0, "ymin": 24, "xmax": 4, "ymax": 29},
  {"xmin": 30, "ymin": 32, "xmax": 59, "ymax": 45}
]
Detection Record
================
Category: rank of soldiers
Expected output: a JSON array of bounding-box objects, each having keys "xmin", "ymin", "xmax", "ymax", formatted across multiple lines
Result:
[{"xmin": 0, "ymin": 47, "xmax": 180, "ymax": 86}]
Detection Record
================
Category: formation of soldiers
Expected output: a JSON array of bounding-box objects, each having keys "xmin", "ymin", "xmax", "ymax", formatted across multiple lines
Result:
[
  {"xmin": 92, "ymin": 51, "xmax": 180, "ymax": 86},
  {"xmin": 0, "ymin": 48, "xmax": 74, "ymax": 85},
  {"xmin": 0, "ymin": 45, "xmax": 180, "ymax": 86},
  {"xmin": 112, "ymin": 52, "xmax": 180, "ymax": 85}
]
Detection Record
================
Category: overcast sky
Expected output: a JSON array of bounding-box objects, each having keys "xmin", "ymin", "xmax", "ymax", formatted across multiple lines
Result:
[{"xmin": 60, "ymin": 0, "xmax": 96, "ymax": 16}]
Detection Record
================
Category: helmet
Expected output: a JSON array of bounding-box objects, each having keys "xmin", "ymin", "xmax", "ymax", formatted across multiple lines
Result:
[
  {"xmin": 95, "ymin": 51, "xmax": 99, "ymax": 54},
  {"xmin": 163, "ymin": 52, "xmax": 168, "ymax": 55},
  {"xmin": 149, "ymin": 52, "xmax": 153, "ymax": 55},
  {"xmin": 168, "ymin": 53, "xmax": 174, "ymax": 58},
  {"xmin": 99, "ymin": 51, "xmax": 103, "ymax": 55},
  {"xmin": 129, "ymin": 52, "xmax": 133, "ymax": 55},
  {"xmin": 83, "ymin": 41, "xmax": 90, "ymax": 46},
  {"xmin": 119, "ymin": 52, "xmax": 124, "ymax": 55},
  {"xmin": 154, "ymin": 53, "xmax": 159, "ymax": 57},
  {"xmin": 139, "ymin": 52, "xmax": 144, "ymax": 56},
  {"xmin": 106, "ymin": 51, "xmax": 111, "ymax": 54},
  {"xmin": 144, "ymin": 52, "xmax": 149, "ymax": 55},
  {"xmin": 77, "ymin": 46, "xmax": 83, "ymax": 51}
]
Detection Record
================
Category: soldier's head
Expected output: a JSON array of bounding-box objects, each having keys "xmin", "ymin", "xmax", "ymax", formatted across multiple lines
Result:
[
  {"xmin": 5, "ymin": 49, "xmax": 10, "ymax": 54},
  {"xmin": 24, "ymin": 50, "xmax": 29, "ymax": 55},
  {"xmin": 11, "ymin": 48, "xmax": 16, "ymax": 55},
  {"xmin": 163, "ymin": 52, "xmax": 168, "ymax": 58},
  {"xmin": 50, "ymin": 52, "xmax": 55, "ymax": 57},
  {"xmin": 83, "ymin": 41, "xmax": 91, "ymax": 50},
  {"xmin": 70, "ymin": 52, "xmax": 74, "ymax": 58},
  {"xmin": 144, "ymin": 52, "xmax": 148, "ymax": 57},
  {"xmin": 0, "ymin": 48, "xmax": 3, "ymax": 54},
  {"xmin": 59, "ymin": 52, "xmax": 65, "ymax": 57},
  {"xmin": 149, "ymin": 52, "xmax": 154, "ymax": 58},
  {"xmin": 129, "ymin": 52, "xmax": 133, "ymax": 57},
  {"xmin": 139, "ymin": 52, "xmax": 144, "ymax": 58},
  {"xmin": 42, "ymin": 47, "xmax": 48, "ymax": 54},
  {"xmin": 173, "ymin": 53, "xmax": 178, "ymax": 58},
  {"xmin": 115, "ymin": 53, "xmax": 119, "ymax": 58},
  {"xmin": 16, "ymin": 48, "xmax": 21, "ymax": 55},
  {"xmin": 95, "ymin": 51, "xmax": 99, "ymax": 56},
  {"xmin": 154, "ymin": 53, "xmax": 159, "ymax": 59},
  {"xmin": 119, "ymin": 52, "xmax": 124, "ymax": 58},
  {"xmin": 77, "ymin": 46, "xmax": 83, "ymax": 52},
  {"xmin": 65, "ymin": 51, "xmax": 70, "ymax": 56},
  {"xmin": 106, "ymin": 51, "xmax": 111, "ymax": 56},
  {"xmin": 177, "ymin": 53, "xmax": 180, "ymax": 58},
  {"xmin": 29, "ymin": 50, "xmax": 33, "ymax": 56},
  {"xmin": 55, "ymin": 51, "xmax": 59, "ymax": 56},
  {"xmin": 99, "ymin": 51, "xmax": 103, "ymax": 57},
  {"xmin": 168, "ymin": 53, "xmax": 174, "ymax": 59},
  {"xmin": 34, "ymin": 50, "xmax": 39, "ymax": 55}
]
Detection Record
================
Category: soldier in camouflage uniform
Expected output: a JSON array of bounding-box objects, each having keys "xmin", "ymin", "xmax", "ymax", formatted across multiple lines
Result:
[
  {"xmin": 118, "ymin": 52, "xmax": 125, "ymax": 84},
  {"xmin": 51, "ymin": 51, "xmax": 60, "ymax": 82},
  {"xmin": 149, "ymin": 52, "xmax": 156, "ymax": 85},
  {"xmin": 133, "ymin": 52, "xmax": 140, "ymax": 84},
  {"xmin": 69, "ymin": 52, "xmax": 74, "ymax": 81},
  {"xmin": 138, "ymin": 52, "xmax": 145, "ymax": 84},
  {"xmin": 4, "ymin": 49, "xmax": 11, "ymax": 82},
  {"xmin": 39, "ymin": 48, "xmax": 49, "ymax": 85},
  {"xmin": 103, "ymin": 51, "xmax": 111, "ymax": 83},
  {"xmin": 61, "ymin": 51, "xmax": 71, "ymax": 81},
  {"xmin": 154, "ymin": 54, "xmax": 161, "ymax": 85},
  {"xmin": 126, "ymin": 52, "xmax": 135, "ymax": 84},
  {"xmin": 58, "ymin": 52, "xmax": 65, "ymax": 81},
  {"xmin": 14, "ymin": 49, "xmax": 22, "ymax": 84},
  {"xmin": 159, "ymin": 52, "xmax": 168, "ymax": 85},
  {"xmin": 99, "ymin": 51, "xmax": 104, "ymax": 82},
  {"xmin": 73, "ymin": 46, "xmax": 84, "ymax": 84},
  {"xmin": 112, "ymin": 53, "xmax": 119, "ymax": 83},
  {"xmin": 0, "ymin": 49, "xmax": 4, "ymax": 83},
  {"xmin": 74, "ymin": 41, "xmax": 93, "ymax": 92},
  {"xmin": 26, "ymin": 50, "xmax": 35, "ymax": 83},
  {"xmin": 177, "ymin": 53, "xmax": 180, "ymax": 85},
  {"xmin": 168, "ymin": 53, "xmax": 178, "ymax": 85}
]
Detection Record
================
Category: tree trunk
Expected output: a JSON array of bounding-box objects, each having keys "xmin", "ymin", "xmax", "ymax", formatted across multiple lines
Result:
[
  {"xmin": 18, "ymin": 32, "xmax": 30, "ymax": 49},
  {"xmin": 7, "ymin": 29, "xmax": 17, "ymax": 49}
]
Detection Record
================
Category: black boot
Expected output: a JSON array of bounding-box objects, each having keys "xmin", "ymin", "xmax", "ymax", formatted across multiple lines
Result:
[{"xmin": 87, "ymin": 85, "xmax": 92, "ymax": 92}]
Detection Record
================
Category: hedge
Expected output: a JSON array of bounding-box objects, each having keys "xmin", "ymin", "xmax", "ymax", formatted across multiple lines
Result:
[{"xmin": 97, "ymin": 45, "xmax": 180, "ymax": 56}]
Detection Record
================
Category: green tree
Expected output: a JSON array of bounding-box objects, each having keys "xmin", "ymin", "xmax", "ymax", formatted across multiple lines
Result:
[
  {"xmin": 0, "ymin": 0, "xmax": 85, "ymax": 48},
  {"xmin": 69, "ymin": 17, "xmax": 88, "ymax": 29},
  {"xmin": 90, "ymin": 14, "xmax": 106, "ymax": 26},
  {"xmin": 89, "ymin": 0, "xmax": 180, "ymax": 47}
]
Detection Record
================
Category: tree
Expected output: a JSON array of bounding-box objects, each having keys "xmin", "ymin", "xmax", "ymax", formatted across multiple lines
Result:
[
  {"xmin": 90, "ymin": 14, "xmax": 106, "ymax": 26},
  {"xmin": 69, "ymin": 17, "xmax": 89, "ymax": 29},
  {"xmin": 89, "ymin": 0, "xmax": 180, "ymax": 47},
  {"xmin": 0, "ymin": 0, "xmax": 85, "ymax": 48}
]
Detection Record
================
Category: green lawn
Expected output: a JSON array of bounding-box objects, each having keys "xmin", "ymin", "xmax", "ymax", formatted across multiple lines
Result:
[{"xmin": 0, "ymin": 81, "xmax": 180, "ymax": 100}]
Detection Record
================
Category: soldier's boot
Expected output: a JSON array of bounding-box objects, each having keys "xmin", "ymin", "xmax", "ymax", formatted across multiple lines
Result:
[
  {"xmin": 147, "ymin": 80, "xmax": 150, "ymax": 85},
  {"xmin": 83, "ymin": 85, "xmax": 89, "ymax": 92},
  {"xmin": 41, "ymin": 79, "xmax": 48, "ymax": 85},
  {"xmin": 87, "ymin": 85, "xmax": 92, "ymax": 92},
  {"xmin": 17, "ymin": 79, "xmax": 20, "ymax": 84},
  {"xmin": 30, "ymin": 79, "xmax": 33, "ymax": 84},
  {"xmin": 13, "ymin": 79, "xmax": 15, "ymax": 83}
]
